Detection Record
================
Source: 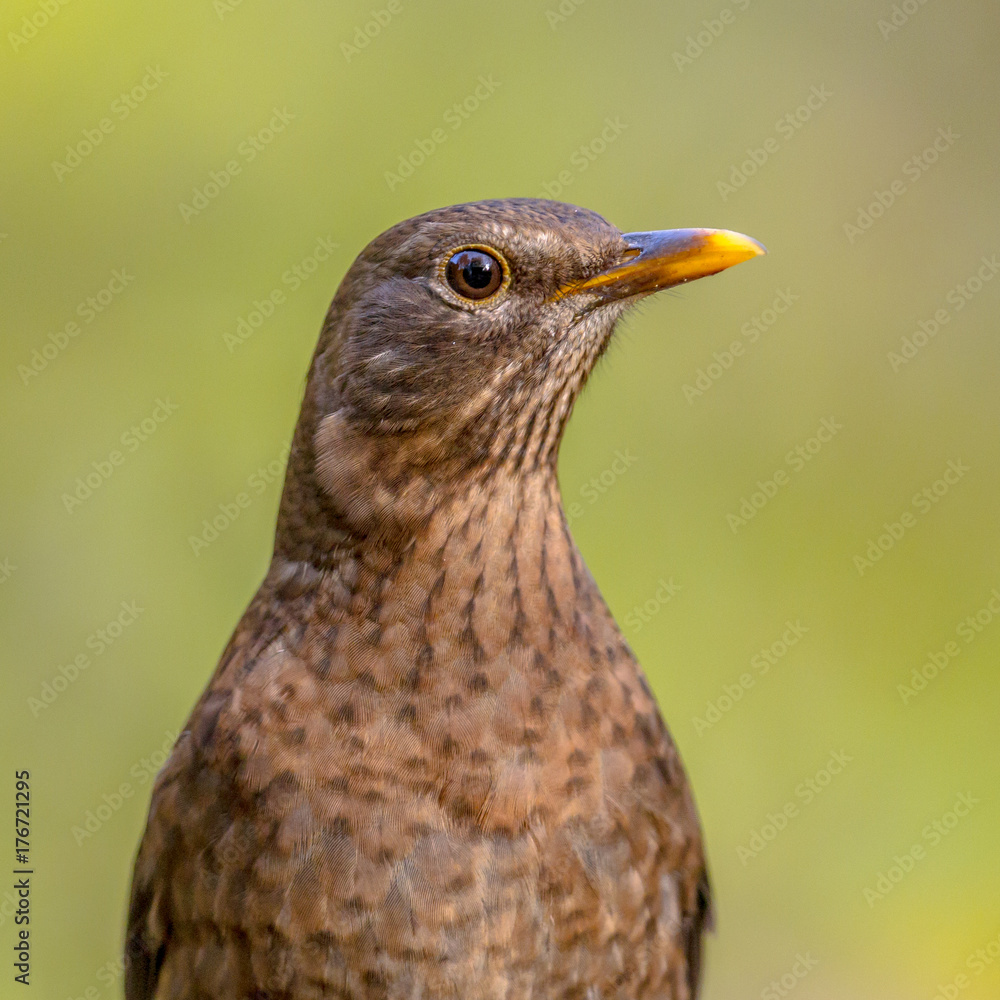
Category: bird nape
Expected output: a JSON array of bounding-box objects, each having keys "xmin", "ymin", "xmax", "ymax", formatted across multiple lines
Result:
[{"xmin": 126, "ymin": 198, "xmax": 764, "ymax": 1000}]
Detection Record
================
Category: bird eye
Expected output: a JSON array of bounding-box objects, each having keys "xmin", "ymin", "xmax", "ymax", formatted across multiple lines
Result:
[{"xmin": 444, "ymin": 248, "xmax": 505, "ymax": 300}]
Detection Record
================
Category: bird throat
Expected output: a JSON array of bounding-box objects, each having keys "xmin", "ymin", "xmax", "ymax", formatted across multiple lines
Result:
[{"xmin": 259, "ymin": 438, "xmax": 608, "ymax": 692}]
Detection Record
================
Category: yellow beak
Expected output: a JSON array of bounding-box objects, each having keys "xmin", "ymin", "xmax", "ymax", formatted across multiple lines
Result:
[{"xmin": 566, "ymin": 228, "xmax": 766, "ymax": 302}]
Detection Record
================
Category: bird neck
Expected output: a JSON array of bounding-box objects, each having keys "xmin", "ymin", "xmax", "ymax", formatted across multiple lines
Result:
[{"xmin": 264, "ymin": 452, "xmax": 606, "ymax": 661}]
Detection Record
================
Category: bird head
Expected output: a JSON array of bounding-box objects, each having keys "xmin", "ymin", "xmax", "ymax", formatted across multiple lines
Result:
[{"xmin": 276, "ymin": 199, "xmax": 764, "ymax": 559}]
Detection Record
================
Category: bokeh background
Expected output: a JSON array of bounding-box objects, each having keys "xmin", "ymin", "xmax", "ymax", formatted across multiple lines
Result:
[{"xmin": 2, "ymin": 1, "xmax": 999, "ymax": 997}]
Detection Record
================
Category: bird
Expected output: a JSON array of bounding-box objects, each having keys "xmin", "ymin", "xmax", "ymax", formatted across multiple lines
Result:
[{"xmin": 125, "ymin": 198, "xmax": 764, "ymax": 1000}]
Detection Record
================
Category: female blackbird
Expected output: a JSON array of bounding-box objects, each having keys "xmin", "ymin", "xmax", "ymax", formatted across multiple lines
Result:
[{"xmin": 126, "ymin": 199, "xmax": 764, "ymax": 1000}]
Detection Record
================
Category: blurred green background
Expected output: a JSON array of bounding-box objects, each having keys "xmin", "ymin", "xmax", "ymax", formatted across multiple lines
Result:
[{"xmin": 2, "ymin": 1, "xmax": 999, "ymax": 997}]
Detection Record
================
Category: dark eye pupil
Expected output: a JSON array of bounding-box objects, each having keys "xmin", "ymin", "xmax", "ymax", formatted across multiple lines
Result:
[
  {"xmin": 463, "ymin": 257, "xmax": 492, "ymax": 288},
  {"xmin": 445, "ymin": 249, "xmax": 504, "ymax": 300}
]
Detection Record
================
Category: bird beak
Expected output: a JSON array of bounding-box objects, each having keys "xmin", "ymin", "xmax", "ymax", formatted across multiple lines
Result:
[{"xmin": 565, "ymin": 228, "xmax": 766, "ymax": 302}]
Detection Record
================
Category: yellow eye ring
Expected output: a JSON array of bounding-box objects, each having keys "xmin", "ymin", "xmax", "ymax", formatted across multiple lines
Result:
[{"xmin": 440, "ymin": 244, "xmax": 510, "ymax": 302}]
